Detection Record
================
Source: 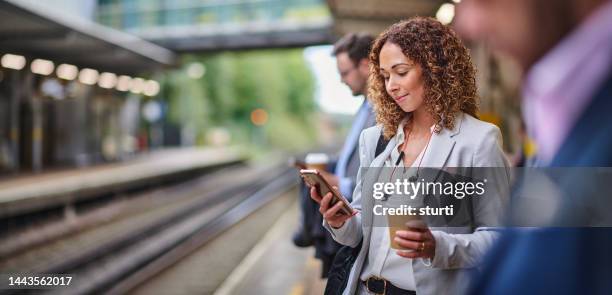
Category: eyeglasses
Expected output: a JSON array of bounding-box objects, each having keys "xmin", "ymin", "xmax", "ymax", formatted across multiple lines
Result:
[{"xmin": 339, "ymin": 65, "xmax": 358, "ymax": 79}]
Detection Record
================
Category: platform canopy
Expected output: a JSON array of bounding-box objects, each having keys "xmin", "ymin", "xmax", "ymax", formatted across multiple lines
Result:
[
  {"xmin": 326, "ymin": 0, "xmax": 447, "ymax": 36},
  {"xmin": 0, "ymin": 0, "xmax": 176, "ymax": 75}
]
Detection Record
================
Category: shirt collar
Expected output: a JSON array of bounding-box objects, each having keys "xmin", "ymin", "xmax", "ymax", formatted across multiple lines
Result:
[
  {"xmin": 522, "ymin": 1, "xmax": 612, "ymax": 163},
  {"xmin": 523, "ymin": 1, "xmax": 612, "ymax": 100},
  {"xmin": 395, "ymin": 115, "xmax": 436, "ymax": 142}
]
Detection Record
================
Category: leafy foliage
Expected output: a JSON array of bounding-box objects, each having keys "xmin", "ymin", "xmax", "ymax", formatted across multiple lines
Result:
[{"xmin": 160, "ymin": 48, "xmax": 317, "ymax": 151}]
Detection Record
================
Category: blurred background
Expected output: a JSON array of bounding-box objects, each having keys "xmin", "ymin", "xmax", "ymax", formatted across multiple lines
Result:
[
  {"xmin": 0, "ymin": 0, "xmax": 529, "ymax": 294},
  {"xmin": 0, "ymin": 0, "xmax": 526, "ymax": 174}
]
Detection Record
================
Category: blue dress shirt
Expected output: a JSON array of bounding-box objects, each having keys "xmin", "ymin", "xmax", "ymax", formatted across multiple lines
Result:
[{"xmin": 334, "ymin": 101, "xmax": 373, "ymax": 201}]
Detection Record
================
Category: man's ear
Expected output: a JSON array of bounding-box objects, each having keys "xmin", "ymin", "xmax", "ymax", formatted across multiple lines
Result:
[{"xmin": 358, "ymin": 58, "xmax": 369, "ymax": 73}]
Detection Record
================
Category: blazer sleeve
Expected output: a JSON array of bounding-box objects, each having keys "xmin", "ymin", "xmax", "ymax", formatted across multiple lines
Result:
[
  {"xmin": 429, "ymin": 125, "xmax": 511, "ymax": 269},
  {"xmin": 322, "ymin": 128, "xmax": 373, "ymax": 247}
]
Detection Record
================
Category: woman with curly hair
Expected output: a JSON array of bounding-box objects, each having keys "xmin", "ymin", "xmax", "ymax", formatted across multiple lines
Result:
[{"xmin": 312, "ymin": 17, "xmax": 510, "ymax": 294}]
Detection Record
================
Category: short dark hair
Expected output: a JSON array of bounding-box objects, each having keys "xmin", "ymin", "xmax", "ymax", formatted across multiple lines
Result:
[{"xmin": 332, "ymin": 32, "xmax": 374, "ymax": 65}]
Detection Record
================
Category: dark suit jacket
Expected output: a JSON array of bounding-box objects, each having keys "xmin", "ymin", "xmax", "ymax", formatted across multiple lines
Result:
[
  {"xmin": 343, "ymin": 104, "xmax": 377, "ymax": 195},
  {"xmin": 300, "ymin": 101, "xmax": 376, "ymax": 276},
  {"xmin": 468, "ymin": 72, "xmax": 612, "ymax": 294}
]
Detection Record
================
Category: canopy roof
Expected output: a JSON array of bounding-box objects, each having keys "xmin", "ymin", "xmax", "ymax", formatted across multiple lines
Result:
[
  {"xmin": 327, "ymin": 0, "xmax": 447, "ymax": 36},
  {"xmin": 0, "ymin": 0, "xmax": 176, "ymax": 75}
]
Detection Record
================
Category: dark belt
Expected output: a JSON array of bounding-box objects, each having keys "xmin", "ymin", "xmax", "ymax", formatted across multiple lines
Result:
[{"xmin": 362, "ymin": 276, "xmax": 416, "ymax": 295}]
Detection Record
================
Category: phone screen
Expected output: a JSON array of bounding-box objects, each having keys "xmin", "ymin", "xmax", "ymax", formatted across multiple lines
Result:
[{"xmin": 300, "ymin": 170, "xmax": 353, "ymax": 215}]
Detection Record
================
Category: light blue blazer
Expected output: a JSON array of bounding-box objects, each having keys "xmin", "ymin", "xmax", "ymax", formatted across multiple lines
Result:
[{"xmin": 325, "ymin": 112, "xmax": 511, "ymax": 295}]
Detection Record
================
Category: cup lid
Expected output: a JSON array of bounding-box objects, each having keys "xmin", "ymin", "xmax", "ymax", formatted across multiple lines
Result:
[{"xmin": 305, "ymin": 153, "xmax": 329, "ymax": 164}]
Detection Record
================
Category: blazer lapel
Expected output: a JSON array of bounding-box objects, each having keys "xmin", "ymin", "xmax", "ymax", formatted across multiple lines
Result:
[
  {"xmin": 421, "ymin": 130, "xmax": 456, "ymax": 169},
  {"xmin": 360, "ymin": 116, "xmax": 462, "ymax": 227},
  {"xmin": 421, "ymin": 113, "xmax": 463, "ymax": 170},
  {"xmin": 416, "ymin": 114, "xmax": 463, "ymax": 196}
]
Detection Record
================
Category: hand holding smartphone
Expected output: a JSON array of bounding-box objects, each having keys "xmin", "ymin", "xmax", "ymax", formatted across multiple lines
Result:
[{"xmin": 300, "ymin": 169, "xmax": 354, "ymax": 216}]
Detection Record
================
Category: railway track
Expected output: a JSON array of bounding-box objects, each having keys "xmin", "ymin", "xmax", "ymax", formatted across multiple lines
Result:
[{"xmin": 0, "ymin": 164, "xmax": 298, "ymax": 295}]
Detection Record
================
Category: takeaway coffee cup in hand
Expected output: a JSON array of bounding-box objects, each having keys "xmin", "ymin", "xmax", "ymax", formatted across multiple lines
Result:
[
  {"xmin": 387, "ymin": 212, "xmax": 422, "ymax": 250},
  {"xmin": 304, "ymin": 153, "xmax": 329, "ymax": 172}
]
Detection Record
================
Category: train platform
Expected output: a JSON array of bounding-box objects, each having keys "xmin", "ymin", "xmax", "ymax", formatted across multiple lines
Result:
[
  {"xmin": 127, "ymin": 191, "xmax": 327, "ymax": 295},
  {"xmin": 0, "ymin": 147, "xmax": 245, "ymax": 218},
  {"xmin": 213, "ymin": 202, "xmax": 327, "ymax": 295},
  {"xmin": 0, "ymin": 156, "xmax": 329, "ymax": 294}
]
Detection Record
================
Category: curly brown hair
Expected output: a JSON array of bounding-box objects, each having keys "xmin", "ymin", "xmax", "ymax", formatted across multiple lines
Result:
[{"xmin": 368, "ymin": 17, "xmax": 479, "ymax": 139}]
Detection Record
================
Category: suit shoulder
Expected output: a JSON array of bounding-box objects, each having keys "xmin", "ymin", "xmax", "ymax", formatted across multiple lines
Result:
[
  {"xmin": 460, "ymin": 113, "xmax": 501, "ymax": 137},
  {"xmin": 358, "ymin": 125, "xmax": 383, "ymax": 163},
  {"xmin": 360, "ymin": 125, "xmax": 383, "ymax": 143},
  {"xmin": 455, "ymin": 113, "xmax": 502, "ymax": 148}
]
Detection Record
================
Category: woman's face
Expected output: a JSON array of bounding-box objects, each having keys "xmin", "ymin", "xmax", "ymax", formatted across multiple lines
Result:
[{"xmin": 379, "ymin": 42, "xmax": 425, "ymax": 113}]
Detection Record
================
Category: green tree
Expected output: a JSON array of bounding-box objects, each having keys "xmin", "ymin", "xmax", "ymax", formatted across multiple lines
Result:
[{"xmin": 162, "ymin": 48, "xmax": 317, "ymax": 152}]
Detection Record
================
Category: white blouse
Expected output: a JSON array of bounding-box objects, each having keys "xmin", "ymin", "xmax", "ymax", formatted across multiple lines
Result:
[{"xmin": 359, "ymin": 118, "xmax": 435, "ymax": 291}]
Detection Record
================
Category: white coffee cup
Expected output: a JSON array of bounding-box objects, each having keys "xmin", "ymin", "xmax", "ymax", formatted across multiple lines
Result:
[{"xmin": 304, "ymin": 153, "xmax": 329, "ymax": 172}]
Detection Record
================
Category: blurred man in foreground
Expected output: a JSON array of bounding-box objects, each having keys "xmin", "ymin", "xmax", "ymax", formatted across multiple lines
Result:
[{"xmin": 455, "ymin": 0, "xmax": 612, "ymax": 293}]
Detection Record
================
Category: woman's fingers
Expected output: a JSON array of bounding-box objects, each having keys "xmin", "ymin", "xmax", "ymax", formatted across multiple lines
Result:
[
  {"xmin": 396, "ymin": 239, "xmax": 435, "ymax": 259},
  {"xmin": 318, "ymin": 192, "xmax": 333, "ymax": 214},
  {"xmin": 314, "ymin": 191, "xmax": 353, "ymax": 228},
  {"xmin": 309, "ymin": 186, "xmax": 322, "ymax": 204},
  {"xmin": 396, "ymin": 250, "xmax": 423, "ymax": 259},
  {"xmin": 394, "ymin": 228, "xmax": 436, "ymax": 259},
  {"xmin": 393, "ymin": 237, "xmax": 421, "ymax": 250},
  {"xmin": 323, "ymin": 200, "xmax": 346, "ymax": 220},
  {"xmin": 395, "ymin": 229, "xmax": 425, "ymax": 241}
]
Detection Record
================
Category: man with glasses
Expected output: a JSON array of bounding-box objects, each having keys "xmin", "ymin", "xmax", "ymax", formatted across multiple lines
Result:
[{"xmin": 293, "ymin": 33, "xmax": 376, "ymax": 277}]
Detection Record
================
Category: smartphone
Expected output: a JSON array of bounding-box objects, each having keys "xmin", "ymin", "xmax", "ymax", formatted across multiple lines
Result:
[{"xmin": 300, "ymin": 169, "xmax": 354, "ymax": 216}]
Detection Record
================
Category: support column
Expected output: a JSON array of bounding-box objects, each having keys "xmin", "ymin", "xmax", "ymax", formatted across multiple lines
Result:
[{"xmin": 9, "ymin": 71, "xmax": 22, "ymax": 172}]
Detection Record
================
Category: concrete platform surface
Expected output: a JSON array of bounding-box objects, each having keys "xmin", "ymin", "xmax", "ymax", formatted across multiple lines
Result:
[
  {"xmin": 213, "ymin": 199, "xmax": 327, "ymax": 295},
  {"xmin": 0, "ymin": 147, "xmax": 244, "ymax": 218}
]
